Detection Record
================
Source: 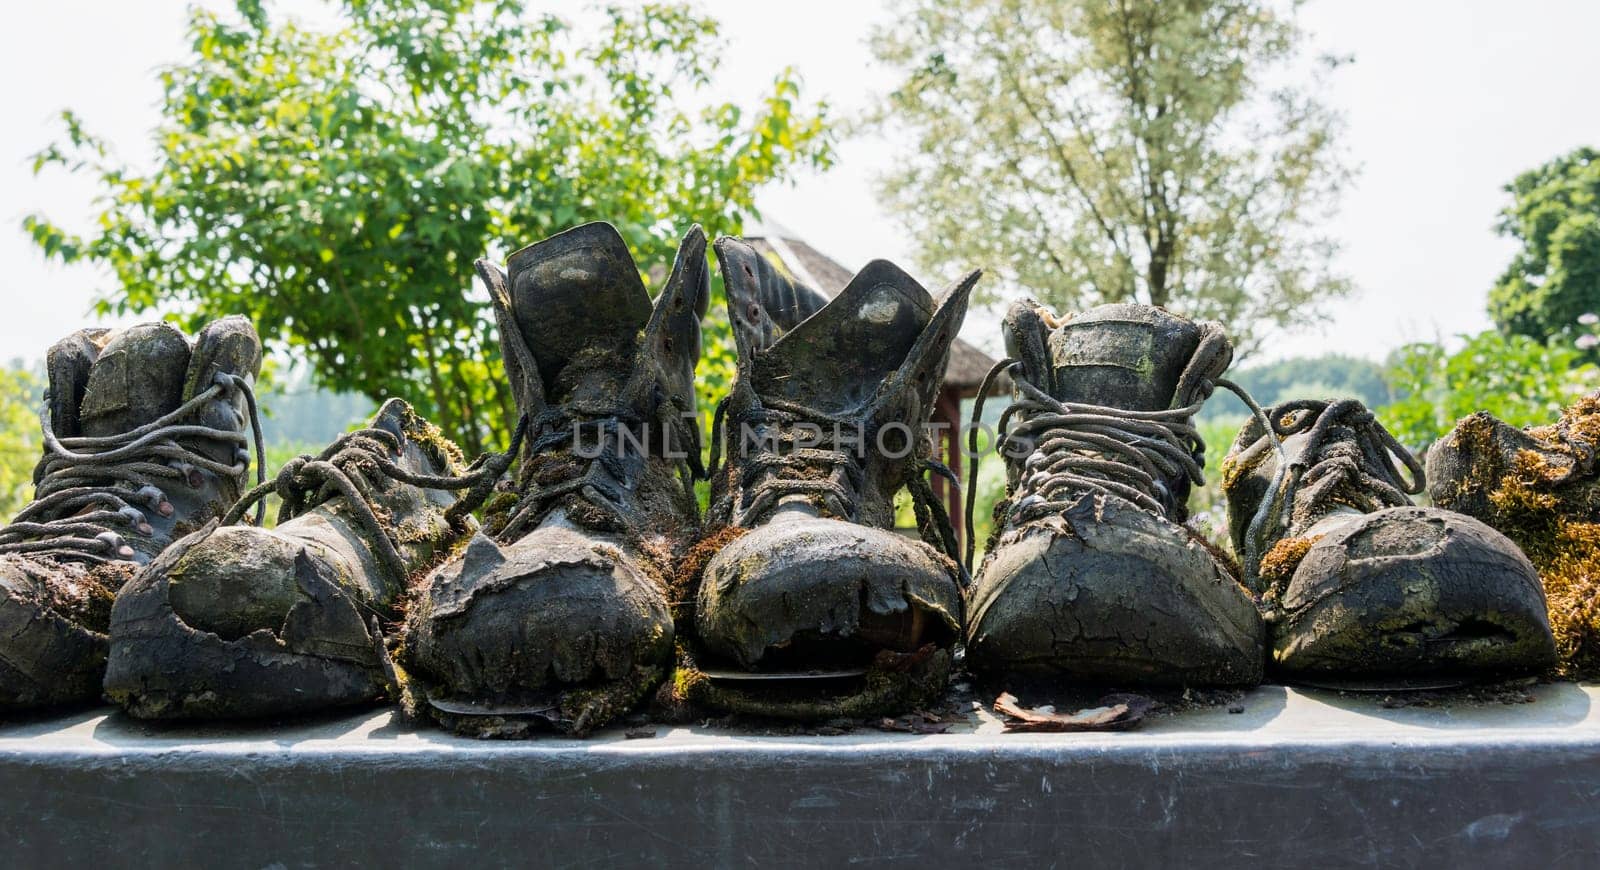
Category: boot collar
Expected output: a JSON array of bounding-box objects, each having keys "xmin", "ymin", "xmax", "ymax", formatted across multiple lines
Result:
[
  {"xmin": 715, "ymin": 236, "xmax": 978, "ymax": 423},
  {"xmin": 479, "ymin": 222, "xmax": 707, "ymax": 426}
]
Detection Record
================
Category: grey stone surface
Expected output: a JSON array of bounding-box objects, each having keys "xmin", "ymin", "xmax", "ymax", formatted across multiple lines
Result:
[{"xmin": 1, "ymin": 683, "xmax": 1597, "ymax": 866}]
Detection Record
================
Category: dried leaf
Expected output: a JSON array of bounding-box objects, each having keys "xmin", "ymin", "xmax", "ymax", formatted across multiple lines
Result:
[{"xmin": 994, "ymin": 691, "xmax": 1154, "ymax": 732}]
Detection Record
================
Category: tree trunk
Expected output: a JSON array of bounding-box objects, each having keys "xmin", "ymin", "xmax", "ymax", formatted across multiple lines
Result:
[{"xmin": 414, "ymin": 315, "xmax": 462, "ymax": 449}]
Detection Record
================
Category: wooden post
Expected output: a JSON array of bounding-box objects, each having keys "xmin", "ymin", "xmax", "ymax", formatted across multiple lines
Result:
[{"xmin": 930, "ymin": 388, "xmax": 964, "ymax": 551}]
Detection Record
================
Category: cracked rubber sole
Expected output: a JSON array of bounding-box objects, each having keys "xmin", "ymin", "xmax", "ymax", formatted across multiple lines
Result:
[
  {"xmin": 407, "ymin": 663, "xmax": 665, "ymax": 738},
  {"xmin": 699, "ymin": 668, "xmax": 868, "ymax": 681},
  {"xmin": 1289, "ymin": 675, "xmax": 1475, "ymax": 692},
  {"xmin": 682, "ymin": 646, "xmax": 952, "ymax": 721}
]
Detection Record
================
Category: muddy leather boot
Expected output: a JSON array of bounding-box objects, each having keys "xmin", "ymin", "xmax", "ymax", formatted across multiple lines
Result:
[
  {"xmin": 105, "ymin": 399, "xmax": 478, "ymax": 719},
  {"xmin": 400, "ymin": 222, "xmax": 708, "ymax": 737},
  {"xmin": 1225, "ymin": 399, "xmax": 1556, "ymax": 686},
  {"xmin": 1426, "ymin": 393, "xmax": 1598, "ymax": 675},
  {"xmin": 964, "ymin": 302, "xmax": 1264, "ymax": 687},
  {"xmin": 0, "ymin": 318, "xmax": 262, "ymax": 711},
  {"xmin": 677, "ymin": 238, "xmax": 976, "ymax": 720}
]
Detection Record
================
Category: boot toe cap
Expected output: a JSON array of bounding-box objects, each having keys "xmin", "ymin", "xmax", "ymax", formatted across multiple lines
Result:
[
  {"xmin": 404, "ymin": 527, "xmax": 674, "ymax": 702},
  {"xmin": 693, "ymin": 516, "xmax": 963, "ymax": 670},
  {"xmin": 1271, "ymin": 506, "xmax": 1557, "ymax": 680},
  {"xmin": 0, "ymin": 556, "xmax": 113, "ymax": 710},
  {"xmin": 105, "ymin": 525, "xmax": 387, "ymax": 719},
  {"xmin": 966, "ymin": 495, "xmax": 1264, "ymax": 686},
  {"xmin": 159, "ymin": 526, "xmax": 303, "ymax": 639}
]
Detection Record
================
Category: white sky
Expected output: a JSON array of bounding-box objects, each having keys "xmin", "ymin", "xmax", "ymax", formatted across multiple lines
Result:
[{"xmin": 4, "ymin": 0, "xmax": 1599, "ymax": 365}]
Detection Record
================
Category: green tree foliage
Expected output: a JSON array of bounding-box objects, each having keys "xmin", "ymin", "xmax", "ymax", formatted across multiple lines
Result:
[
  {"xmin": 25, "ymin": 0, "xmax": 833, "ymax": 454},
  {"xmin": 1380, "ymin": 331, "xmax": 1599, "ymax": 450},
  {"xmin": 0, "ymin": 366, "xmax": 43, "ymax": 520},
  {"xmin": 868, "ymin": 0, "xmax": 1353, "ymax": 353},
  {"xmin": 1198, "ymin": 353, "xmax": 1390, "ymax": 424},
  {"xmin": 1233, "ymin": 354, "xmax": 1390, "ymax": 408},
  {"xmin": 1188, "ymin": 415, "xmax": 1250, "ymax": 553},
  {"xmin": 256, "ymin": 367, "xmax": 374, "ymax": 445},
  {"xmin": 1489, "ymin": 147, "xmax": 1600, "ymax": 347}
]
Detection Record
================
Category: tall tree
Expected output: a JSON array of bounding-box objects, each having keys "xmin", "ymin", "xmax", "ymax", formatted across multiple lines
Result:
[
  {"xmin": 868, "ymin": 0, "xmax": 1352, "ymax": 353},
  {"xmin": 26, "ymin": 0, "xmax": 832, "ymax": 454},
  {"xmin": 1489, "ymin": 147, "xmax": 1600, "ymax": 349}
]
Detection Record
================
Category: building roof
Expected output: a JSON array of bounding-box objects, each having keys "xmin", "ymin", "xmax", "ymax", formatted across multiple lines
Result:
[{"xmin": 742, "ymin": 233, "xmax": 1004, "ymax": 397}]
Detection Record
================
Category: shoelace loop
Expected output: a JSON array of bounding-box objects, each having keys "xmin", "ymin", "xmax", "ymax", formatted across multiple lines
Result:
[
  {"xmin": 0, "ymin": 373, "xmax": 264, "ymax": 564},
  {"xmin": 709, "ymin": 398, "xmax": 865, "ymax": 527}
]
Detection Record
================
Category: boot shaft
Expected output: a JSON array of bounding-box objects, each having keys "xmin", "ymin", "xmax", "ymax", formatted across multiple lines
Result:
[
  {"xmin": 11, "ymin": 318, "xmax": 262, "ymax": 563},
  {"xmin": 476, "ymin": 223, "xmax": 708, "ymax": 541},
  {"xmin": 711, "ymin": 237, "xmax": 977, "ymax": 530},
  {"xmin": 1009, "ymin": 302, "xmax": 1229, "ymax": 412},
  {"xmin": 996, "ymin": 301, "xmax": 1231, "ymax": 522}
]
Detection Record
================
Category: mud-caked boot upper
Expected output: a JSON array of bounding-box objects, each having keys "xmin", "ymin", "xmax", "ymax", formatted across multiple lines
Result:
[
  {"xmin": 1426, "ymin": 392, "xmax": 1600, "ymax": 525},
  {"xmin": 0, "ymin": 318, "xmax": 262, "ymax": 710},
  {"xmin": 676, "ymin": 239, "xmax": 976, "ymax": 720},
  {"xmin": 1425, "ymin": 393, "xmax": 1598, "ymax": 675},
  {"xmin": 105, "ymin": 398, "xmax": 477, "ymax": 719},
  {"xmin": 964, "ymin": 302, "xmax": 1264, "ymax": 687},
  {"xmin": 1224, "ymin": 399, "xmax": 1556, "ymax": 685},
  {"xmin": 401, "ymin": 222, "xmax": 708, "ymax": 737}
]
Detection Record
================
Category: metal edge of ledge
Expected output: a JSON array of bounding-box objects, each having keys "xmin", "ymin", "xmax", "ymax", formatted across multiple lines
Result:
[
  {"xmin": 2, "ymin": 735, "xmax": 1596, "ymax": 867},
  {"xmin": 0, "ymin": 685, "xmax": 1596, "ymax": 867}
]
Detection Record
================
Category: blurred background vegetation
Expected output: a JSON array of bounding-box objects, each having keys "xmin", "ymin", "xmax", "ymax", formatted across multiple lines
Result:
[
  {"xmin": 23, "ymin": 0, "xmax": 833, "ymax": 457},
  {"xmin": 7, "ymin": 0, "xmax": 1600, "ymax": 561}
]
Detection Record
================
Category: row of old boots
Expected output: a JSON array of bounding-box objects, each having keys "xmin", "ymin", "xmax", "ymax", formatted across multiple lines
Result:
[
  {"xmin": 0, "ymin": 221, "xmax": 1577, "ymax": 735},
  {"xmin": 966, "ymin": 302, "xmax": 1558, "ymax": 690}
]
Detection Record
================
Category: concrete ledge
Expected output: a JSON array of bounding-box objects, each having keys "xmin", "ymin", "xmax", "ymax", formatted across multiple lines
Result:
[{"xmin": 2, "ymin": 684, "xmax": 1598, "ymax": 866}]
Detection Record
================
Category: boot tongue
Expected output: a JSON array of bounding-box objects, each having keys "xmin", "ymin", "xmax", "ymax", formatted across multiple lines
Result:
[
  {"xmin": 1046, "ymin": 304, "xmax": 1202, "ymax": 411},
  {"xmin": 506, "ymin": 222, "xmax": 652, "ymax": 409},
  {"xmin": 179, "ymin": 316, "xmax": 263, "ymax": 468},
  {"xmin": 753, "ymin": 260, "xmax": 934, "ymax": 416},
  {"xmin": 76, "ymin": 323, "xmax": 192, "ymax": 438}
]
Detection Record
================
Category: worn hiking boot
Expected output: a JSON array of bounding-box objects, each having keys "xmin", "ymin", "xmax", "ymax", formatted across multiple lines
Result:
[
  {"xmin": 1225, "ymin": 399, "xmax": 1556, "ymax": 686},
  {"xmin": 964, "ymin": 302, "xmax": 1263, "ymax": 687},
  {"xmin": 1426, "ymin": 393, "xmax": 1599, "ymax": 676},
  {"xmin": 104, "ymin": 398, "xmax": 486, "ymax": 719},
  {"xmin": 675, "ymin": 239, "xmax": 976, "ymax": 720},
  {"xmin": 400, "ymin": 222, "xmax": 708, "ymax": 737},
  {"xmin": 0, "ymin": 318, "xmax": 262, "ymax": 711}
]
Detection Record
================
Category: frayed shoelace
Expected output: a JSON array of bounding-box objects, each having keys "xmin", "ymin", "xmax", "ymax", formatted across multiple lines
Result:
[
  {"xmin": 708, "ymin": 399, "xmax": 864, "ymax": 527},
  {"xmin": 1231, "ymin": 398, "xmax": 1423, "ymax": 549},
  {"xmin": 496, "ymin": 400, "xmax": 701, "ymax": 543}
]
